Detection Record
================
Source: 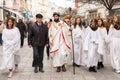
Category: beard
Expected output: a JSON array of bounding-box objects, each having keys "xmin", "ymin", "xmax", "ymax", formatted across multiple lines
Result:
[{"xmin": 54, "ymin": 19, "xmax": 59, "ymax": 23}]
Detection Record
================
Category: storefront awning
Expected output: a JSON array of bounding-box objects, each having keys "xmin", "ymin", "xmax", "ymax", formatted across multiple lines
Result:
[{"xmin": 4, "ymin": 8, "xmax": 24, "ymax": 18}]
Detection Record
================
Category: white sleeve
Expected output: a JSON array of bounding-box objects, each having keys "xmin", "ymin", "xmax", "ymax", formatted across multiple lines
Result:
[
  {"xmin": 2, "ymin": 29, "xmax": 11, "ymax": 45},
  {"xmin": 11, "ymin": 28, "xmax": 21, "ymax": 45}
]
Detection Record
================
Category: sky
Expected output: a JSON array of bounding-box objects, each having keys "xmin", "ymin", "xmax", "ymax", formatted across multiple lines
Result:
[{"xmin": 49, "ymin": 0, "xmax": 75, "ymax": 8}]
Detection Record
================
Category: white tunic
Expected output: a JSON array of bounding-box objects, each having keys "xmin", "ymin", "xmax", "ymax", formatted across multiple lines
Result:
[
  {"xmin": 98, "ymin": 27, "xmax": 108, "ymax": 62},
  {"xmin": 83, "ymin": 27, "xmax": 103, "ymax": 67},
  {"xmin": 0, "ymin": 27, "xmax": 20, "ymax": 70},
  {"xmin": 49, "ymin": 21, "xmax": 71, "ymax": 67},
  {"xmin": 73, "ymin": 25, "xmax": 84, "ymax": 65},
  {"xmin": 106, "ymin": 25, "xmax": 120, "ymax": 71}
]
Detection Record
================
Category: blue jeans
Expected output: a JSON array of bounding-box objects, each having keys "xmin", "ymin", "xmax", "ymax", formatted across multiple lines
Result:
[{"xmin": 0, "ymin": 34, "xmax": 2, "ymax": 45}]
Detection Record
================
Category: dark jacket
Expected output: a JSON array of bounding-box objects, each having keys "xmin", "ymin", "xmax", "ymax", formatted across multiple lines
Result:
[
  {"xmin": 28, "ymin": 22, "xmax": 48, "ymax": 46},
  {"xmin": 17, "ymin": 22, "xmax": 27, "ymax": 35}
]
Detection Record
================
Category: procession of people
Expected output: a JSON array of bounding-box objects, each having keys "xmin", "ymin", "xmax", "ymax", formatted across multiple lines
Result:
[{"xmin": 0, "ymin": 12, "xmax": 120, "ymax": 78}]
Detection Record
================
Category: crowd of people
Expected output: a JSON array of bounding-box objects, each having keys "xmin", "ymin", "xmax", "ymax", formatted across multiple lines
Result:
[{"xmin": 0, "ymin": 12, "xmax": 120, "ymax": 78}]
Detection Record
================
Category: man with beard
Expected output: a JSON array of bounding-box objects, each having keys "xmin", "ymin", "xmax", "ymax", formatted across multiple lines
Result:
[{"xmin": 49, "ymin": 12, "xmax": 71, "ymax": 72}]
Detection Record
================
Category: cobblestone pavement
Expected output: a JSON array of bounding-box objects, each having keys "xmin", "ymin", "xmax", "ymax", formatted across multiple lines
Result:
[{"xmin": 0, "ymin": 39, "xmax": 120, "ymax": 80}]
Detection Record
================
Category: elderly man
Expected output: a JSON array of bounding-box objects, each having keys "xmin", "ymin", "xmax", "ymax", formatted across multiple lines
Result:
[{"xmin": 28, "ymin": 14, "xmax": 48, "ymax": 73}]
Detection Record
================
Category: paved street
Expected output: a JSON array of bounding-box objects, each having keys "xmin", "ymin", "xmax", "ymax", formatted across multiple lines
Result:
[{"xmin": 0, "ymin": 39, "xmax": 120, "ymax": 80}]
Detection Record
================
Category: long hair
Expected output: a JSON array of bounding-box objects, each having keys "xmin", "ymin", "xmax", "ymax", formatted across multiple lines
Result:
[
  {"xmin": 90, "ymin": 19, "xmax": 98, "ymax": 27},
  {"xmin": 6, "ymin": 17, "xmax": 15, "ymax": 29},
  {"xmin": 98, "ymin": 18, "xmax": 105, "ymax": 27},
  {"xmin": 74, "ymin": 17, "xmax": 82, "ymax": 29},
  {"xmin": 113, "ymin": 15, "xmax": 120, "ymax": 30}
]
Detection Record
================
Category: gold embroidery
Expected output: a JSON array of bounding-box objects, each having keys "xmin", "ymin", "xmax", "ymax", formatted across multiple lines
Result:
[{"xmin": 52, "ymin": 22, "xmax": 58, "ymax": 30}]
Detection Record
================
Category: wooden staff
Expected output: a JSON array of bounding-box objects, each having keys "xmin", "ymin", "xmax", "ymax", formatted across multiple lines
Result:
[{"xmin": 70, "ymin": 27, "xmax": 75, "ymax": 75}]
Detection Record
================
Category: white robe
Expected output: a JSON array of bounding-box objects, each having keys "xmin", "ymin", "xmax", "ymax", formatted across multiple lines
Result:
[
  {"xmin": 73, "ymin": 25, "xmax": 84, "ymax": 65},
  {"xmin": 106, "ymin": 25, "xmax": 120, "ymax": 71},
  {"xmin": 49, "ymin": 21, "xmax": 71, "ymax": 67},
  {"xmin": 0, "ymin": 27, "xmax": 20, "ymax": 70},
  {"xmin": 83, "ymin": 27, "xmax": 103, "ymax": 67},
  {"xmin": 98, "ymin": 27, "xmax": 108, "ymax": 63}
]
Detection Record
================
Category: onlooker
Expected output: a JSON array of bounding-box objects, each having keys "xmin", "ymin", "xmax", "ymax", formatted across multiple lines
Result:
[
  {"xmin": 0, "ymin": 20, "xmax": 5, "ymax": 45},
  {"xmin": 17, "ymin": 19, "xmax": 27, "ymax": 48}
]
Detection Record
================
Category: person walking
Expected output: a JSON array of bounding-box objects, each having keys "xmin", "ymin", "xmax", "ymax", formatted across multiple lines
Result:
[
  {"xmin": 106, "ymin": 15, "xmax": 120, "ymax": 74},
  {"xmin": 28, "ymin": 14, "xmax": 48, "ymax": 73},
  {"xmin": 17, "ymin": 19, "xmax": 27, "ymax": 48},
  {"xmin": 83, "ymin": 19, "xmax": 103, "ymax": 72},
  {"xmin": 0, "ymin": 20, "xmax": 5, "ymax": 45},
  {"xmin": 0, "ymin": 18, "xmax": 21, "ymax": 78},
  {"xmin": 49, "ymin": 12, "xmax": 71, "ymax": 72}
]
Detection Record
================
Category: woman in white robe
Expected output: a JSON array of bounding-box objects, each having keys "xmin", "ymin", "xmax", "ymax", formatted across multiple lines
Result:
[
  {"xmin": 106, "ymin": 15, "xmax": 120, "ymax": 73},
  {"xmin": 97, "ymin": 18, "xmax": 108, "ymax": 69},
  {"xmin": 72, "ymin": 17, "xmax": 84, "ymax": 67},
  {"xmin": 83, "ymin": 19, "xmax": 103, "ymax": 72},
  {"xmin": 0, "ymin": 18, "xmax": 20, "ymax": 78}
]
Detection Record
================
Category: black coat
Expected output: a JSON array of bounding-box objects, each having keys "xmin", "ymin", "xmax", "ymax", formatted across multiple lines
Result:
[
  {"xmin": 28, "ymin": 22, "xmax": 48, "ymax": 46},
  {"xmin": 17, "ymin": 22, "xmax": 26, "ymax": 36}
]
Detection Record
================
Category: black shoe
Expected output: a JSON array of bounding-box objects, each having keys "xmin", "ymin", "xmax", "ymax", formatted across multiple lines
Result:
[
  {"xmin": 39, "ymin": 68, "xmax": 44, "ymax": 73},
  {"xmin": 89, "ymin": 67, "xmax": 93, "ymax": 72},
  {"xmin": 100, "ymin": 62, "xmax": 104, "ymax": 68},
  {"xmin": 56, "ymin": 67, "xmax": 61, "ymax": 72},
  {"xmin": 92, "ymin": 66, "xmax": 97, "ymax": 72},
  {"xmin": 34, "ymin": 67, "xmax": 38, "ymax": 73},
  {"xmin": 62, "ymin": 65, "xmax": 66, "ymax": 72},
  {"xmin": 73, "ymin": 63, "xmax": 80, "ymax": 67},
  {"xmin": 97, "ymin": 62, "xmax": 101, "ymax": 69}
]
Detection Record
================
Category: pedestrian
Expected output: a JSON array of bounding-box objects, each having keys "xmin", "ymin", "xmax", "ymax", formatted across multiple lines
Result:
[
  {"xmin": 72, "ymin": 17, "xmax": 85, "ymax": 67},
  {"xmin": 106, "ymin": 15, "xmax": 120, "ymax": 73},
  {"xmin": 49, "ymin": 12, "xmax": 71, "ymax": 72},
  {"xmin": 83, "ymin": 19, "xmax": 103, "ymax": 72},
  {"xmin": 17, "ymin": 19, "xmax": 27, "ymax": 48},
  {"xmin": 63, "ymin": 14, "xmax": 73, "ymax": 66},
  {"xmin": 0, "ymin": 18, "xmax": 21, "ymax": 78},
  {"xmin": 28, "ymin": 14, "xmax": 48, "ymax": 73},
  {"xmin": 105, "ymin": 18, "xmax": 111, "ymax": 34},
  {"xmin": 97, "ymin": 18, "xmax": 108, "ymax": 69},
  {"xmin": 0, "ymin": 20, "xmax": 5, "ymax": 45},
  {"xmin": 46, "ymin": 19, "xmax": 52, "ymax": 60}
]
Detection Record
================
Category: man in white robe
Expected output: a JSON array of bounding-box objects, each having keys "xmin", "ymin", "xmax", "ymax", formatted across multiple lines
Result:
[{"xmin": 49, "ymin": 12, "xmax": 71, "ymax": 72}]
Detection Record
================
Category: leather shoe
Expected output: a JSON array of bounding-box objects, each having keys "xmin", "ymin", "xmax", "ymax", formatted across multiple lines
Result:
[
  {"xmin": 34, "ymin": 67, "xmax": 38, "ymax": 73},
  {"xmin": 56, "ymin": 67, "xmax": 61, "ymax": 72},
  {"xmin": 62, "ymin": 65, "xmax": 66, "ymax": 72},
  {"xmin": 39, "ymin": 68, "xmax": 44, "ymax": 73}
]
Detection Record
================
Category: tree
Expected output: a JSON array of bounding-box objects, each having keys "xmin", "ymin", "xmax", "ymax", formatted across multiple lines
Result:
[{"xmin": 78, "ymin": 0, "xmax": 120, "ymax": 16}]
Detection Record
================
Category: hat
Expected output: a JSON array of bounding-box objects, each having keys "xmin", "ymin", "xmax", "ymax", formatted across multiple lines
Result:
[
  {"xmin": 53, "ymin": 12, "xmax": 60, "ymax": 17},
  {"xmin": 36, "ymin": 14, "xmax": 43, "ymax": 18}
]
